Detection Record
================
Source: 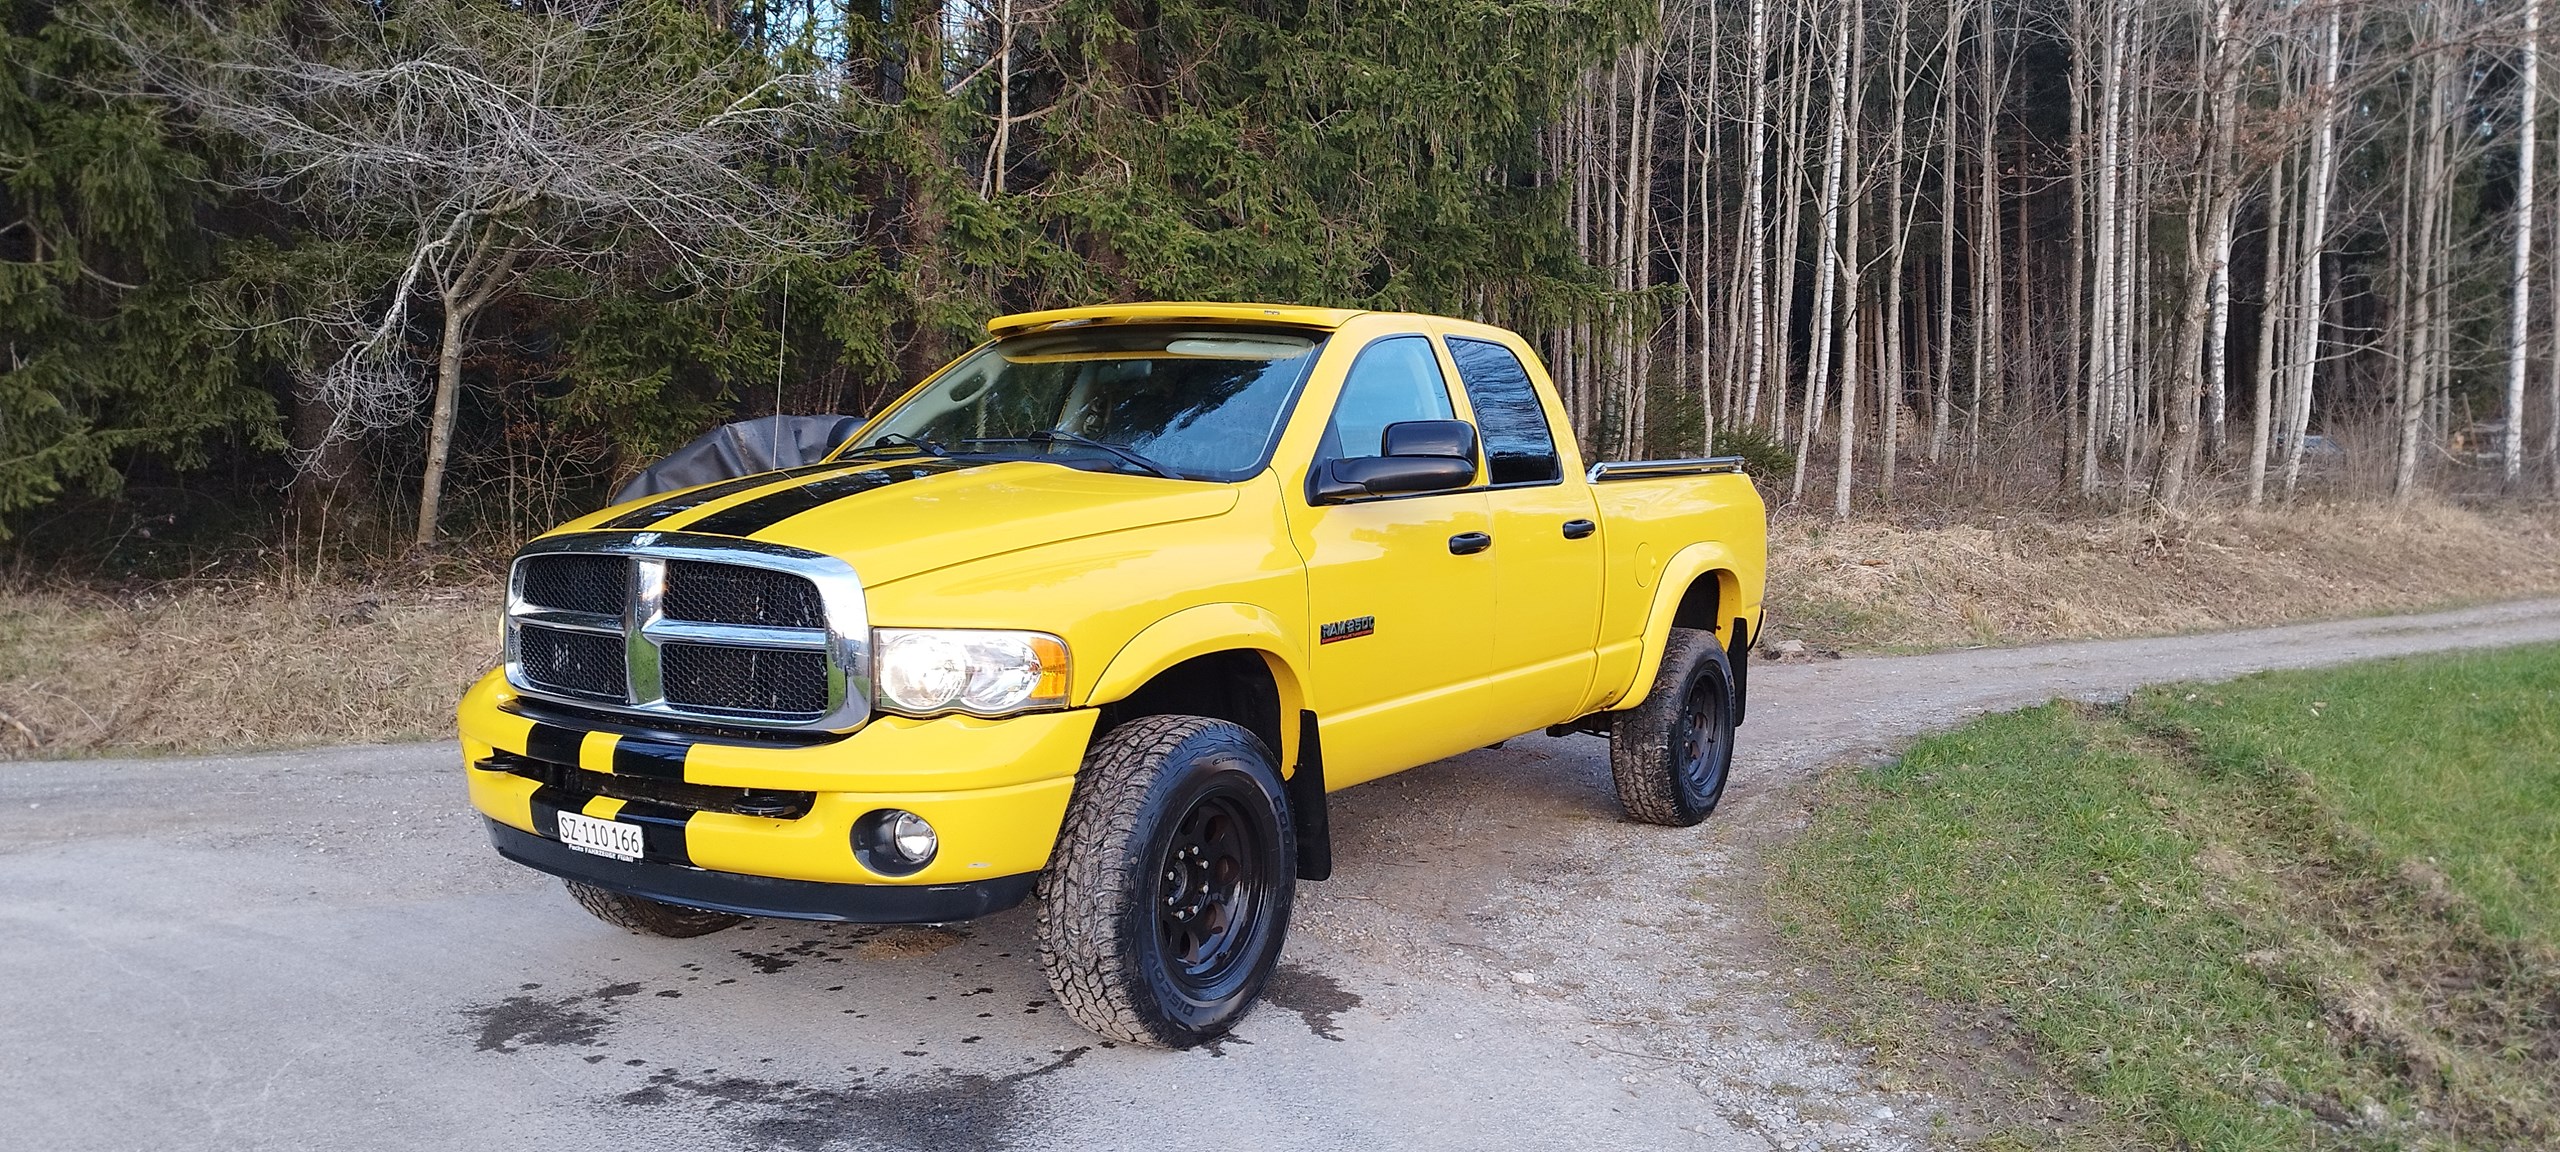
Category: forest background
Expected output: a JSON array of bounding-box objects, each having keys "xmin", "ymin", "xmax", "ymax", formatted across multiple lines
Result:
[{"xmin": 5, "ymin": 0, "xmax": 2559, "ymax": 568}]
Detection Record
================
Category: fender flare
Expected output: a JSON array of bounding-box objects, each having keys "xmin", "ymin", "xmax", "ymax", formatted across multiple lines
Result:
[
  {"xmin": 1082, "ymin": 602, "xmax": 1311, "ymax": 764},
  {"xmin": 1602, "ymin": 541, "xmax": 1746, "ymax": 715}
]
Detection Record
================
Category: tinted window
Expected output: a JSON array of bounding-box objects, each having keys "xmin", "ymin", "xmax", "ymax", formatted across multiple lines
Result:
[
  {"xmin": 1324, "ymin": 336, "xmax": 1455, "ymax": 459},
  {"xmin": 1446, "ymin": 337, "xmax": 1561, "ymax": 485}
]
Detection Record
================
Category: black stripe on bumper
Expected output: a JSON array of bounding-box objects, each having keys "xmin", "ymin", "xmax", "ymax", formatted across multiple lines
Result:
[
  {"xmin": 611, "ymin": 736, "xmax": 692, "ymax": 780},
  {"xmin": 524, "ymin": 723, "xmax": 587, "ymax": 768},
  {"xmin": 488, "ymin": 819, "xmax": 1036, "ymax": 925}
]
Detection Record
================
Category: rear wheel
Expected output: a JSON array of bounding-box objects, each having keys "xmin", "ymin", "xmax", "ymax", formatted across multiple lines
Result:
[
  {"xmin": 562, "ymin": 880, "xmax": 743, "ymax": 938},
  {"xmin": 1609, "ymin": 628, "xmax": 1737, "ymax": 827},
  {"xmin": 1037, "ymin": 715, "xmax": 1295, "ymax": 1048}
]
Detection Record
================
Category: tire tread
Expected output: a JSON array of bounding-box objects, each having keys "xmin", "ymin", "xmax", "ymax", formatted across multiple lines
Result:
[
  {"xmin": 1610, "ymin": 628, "xmax": 1732, "ymax": 827},
  {"xmin": 1035, "ymin": 715, "xmax": 1287, "ymax": 1047}
]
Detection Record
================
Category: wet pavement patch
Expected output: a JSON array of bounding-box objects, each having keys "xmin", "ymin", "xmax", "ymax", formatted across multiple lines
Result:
[
  {"xmin": 463, "ymin": 979, "xmax": 656, "ymax": 1052},
  {"xmin": 466, "ymin": 993, "xmax": 614, "ymax": 1053},
  {"xmin": 1261, "ymin": 963, "xmax": 1360, "ymax": 1042},
  {"xmin": 614, "ymin": 1047, "xmax": 1089, "ymax": 1151}
]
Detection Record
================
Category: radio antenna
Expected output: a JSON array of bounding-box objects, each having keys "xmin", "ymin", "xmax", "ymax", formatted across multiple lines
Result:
[{"xmin": 773, "ymin": 273, "xmax": 789, "ymax": 462}]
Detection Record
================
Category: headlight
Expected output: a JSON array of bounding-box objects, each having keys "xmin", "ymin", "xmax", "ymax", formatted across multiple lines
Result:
[{"xmin": 873, "ymin": 628, "xmax": 1070, "ymax": 717}]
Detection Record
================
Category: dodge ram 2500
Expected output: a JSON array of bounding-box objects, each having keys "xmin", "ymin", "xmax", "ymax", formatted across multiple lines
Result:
[{"xmin": 458, "ymin": 302, "xmax": 1767, "ymax": 1047}]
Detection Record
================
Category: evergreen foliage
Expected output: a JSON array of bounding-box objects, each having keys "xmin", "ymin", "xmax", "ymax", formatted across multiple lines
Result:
[
  {"xmin": 0, "ymin": 3, "xmax": 277, "ymax": 536},
  {"xmin": 2, "ymin": 0, "xmax": 1650, "ymax": 547}
]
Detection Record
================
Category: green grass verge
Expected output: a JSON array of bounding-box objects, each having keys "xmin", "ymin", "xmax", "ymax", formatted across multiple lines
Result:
[{"xmin": 1769, "ymin": 643, "xmax": 2560, "ymax": 1151}]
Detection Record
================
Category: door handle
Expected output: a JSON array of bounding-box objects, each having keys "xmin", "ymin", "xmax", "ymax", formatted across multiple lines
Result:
[
  {"xmin": 1448, "ymin": 531, "xmax": 1492, "ymax": 555},
  {"xmin": 1561, "ymin": 519, "xmax": 1597, "ymax": 540}
]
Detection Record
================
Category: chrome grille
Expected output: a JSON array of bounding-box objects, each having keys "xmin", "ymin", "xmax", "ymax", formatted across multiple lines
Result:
[
  {"xmin": 664, "ymin": 560, "xmax": 824, "ymax": 629},
  {"xmin": 661, "ymin": 644, "xmax": 831, "ymax": 716},
  {"xmin": 515, "ymin": 625, "xmax": 627, "ymax": 701},
  {"xmin": 503, "ymin": 534, "xmax": 871, "ymax": 732},
  {"xmin": 518, "ymin": 554, "xmax": 628, "ymax": 616}
]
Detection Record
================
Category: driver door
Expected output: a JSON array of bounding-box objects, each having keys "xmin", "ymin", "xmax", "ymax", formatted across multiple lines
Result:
[{"xmin": 1285, "ymin": 334, "xmax": 1499, "ymax": 788}]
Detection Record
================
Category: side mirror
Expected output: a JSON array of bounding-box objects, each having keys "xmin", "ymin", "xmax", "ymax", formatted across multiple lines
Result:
[{"xmin": 1313, "ymin": 419, "xmax": 1479, "ymax": 502}]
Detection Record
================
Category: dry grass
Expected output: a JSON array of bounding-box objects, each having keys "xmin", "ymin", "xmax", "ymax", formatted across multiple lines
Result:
[
  {"xmin": 1765, "ymin": 500, "xmax": 2560, "ymax": 652},
  {"xmin": 0, "ymin": 578, "xmax": 501, "ymax": 760},
  {"xmin": 4, "ymin": 499, "xmax": 2557, "ymax": 759}
]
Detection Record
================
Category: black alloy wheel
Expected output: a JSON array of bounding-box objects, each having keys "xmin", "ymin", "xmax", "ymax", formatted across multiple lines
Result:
[
  {"xmin": 1038, "ymin": 715, "xmax": 1296, "ymax": 1047},
  {"xmin": 1155, "ymin": 784, "xmax": 1278, "ymax": 1002},
  {"xmin": 1671, "ymin": 662, "xmax": 1732, "ymax": 805}
]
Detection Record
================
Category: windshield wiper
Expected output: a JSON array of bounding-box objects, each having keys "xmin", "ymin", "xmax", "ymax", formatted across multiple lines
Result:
[
  {"xmin": 963, "ymin": 430, "xmax": 1184, "ymax": 480},
  {"xmin": 840, "ymin": 431, "xmax": 949, "ymax": 459}
]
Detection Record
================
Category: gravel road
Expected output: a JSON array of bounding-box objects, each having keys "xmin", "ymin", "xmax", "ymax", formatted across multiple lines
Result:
[{"xmin": 7, "ymin": 598, "xmax": 2557, "ymax": 1152}]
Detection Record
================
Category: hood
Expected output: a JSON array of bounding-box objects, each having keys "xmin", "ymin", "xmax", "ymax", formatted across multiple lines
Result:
[{"xmin": 545, "ymin": 459, "xmax": 1241, "ymax": 587}]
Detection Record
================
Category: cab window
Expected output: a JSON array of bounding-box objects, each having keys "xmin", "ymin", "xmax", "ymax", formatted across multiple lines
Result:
[
  {"xmin": 1446, "ymin": 337, "xmax": 1562, "ymax": 485},
  {"xmin": 1321, "ymin": 336, "xmax": 1455, "ymax": 461}
]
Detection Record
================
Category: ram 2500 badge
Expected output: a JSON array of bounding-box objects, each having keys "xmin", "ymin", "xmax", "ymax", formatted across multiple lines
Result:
[{"xmin": 458, "ymin": 302, "xmax": 1768, "ymax": 1047}]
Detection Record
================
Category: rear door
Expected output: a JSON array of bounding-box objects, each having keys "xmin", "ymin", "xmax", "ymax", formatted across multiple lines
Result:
[
  {"xmin": 1441, "ymin": 333, "xmax": 1604, "ymax": 729},
  {"xmin": 1285, "ymin": 333, "xmax": 1498, "ymax": 787}
]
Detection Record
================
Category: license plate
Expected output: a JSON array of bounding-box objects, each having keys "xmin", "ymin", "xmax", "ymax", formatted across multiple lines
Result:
[{"xmin": 557, "ymin": 811, "xmax": 645, "ymax": 861}]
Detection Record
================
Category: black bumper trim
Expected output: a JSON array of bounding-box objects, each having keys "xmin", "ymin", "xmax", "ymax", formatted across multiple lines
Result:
[{"xmin": 487, "ymin": 819, "xmax": 1036, "ymax": 924}]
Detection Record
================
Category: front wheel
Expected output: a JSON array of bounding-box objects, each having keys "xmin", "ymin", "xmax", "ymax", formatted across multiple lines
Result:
[
  {"xmin": 1036, "ymin": 715, "xmax": 1296, "ymax": 1048},
  {"xmin": 1609, "ymin": 628, "xmax": 1738, "ymax": 826}
]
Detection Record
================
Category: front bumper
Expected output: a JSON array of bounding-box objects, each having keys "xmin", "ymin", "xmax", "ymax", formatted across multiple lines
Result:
[
  {"xmin": 487, "ymin": 820, "xmax": 1035, "ymax": 923},
  {"xmin": 459, "ymin": 671, "xmax": 1095, "ymax": 898}
]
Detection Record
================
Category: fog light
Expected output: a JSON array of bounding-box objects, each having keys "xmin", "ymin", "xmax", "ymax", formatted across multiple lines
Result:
[
  {"xmin": 889, "ymin": 811, "xmax": 937, "ymax": 862},
  {"xmin": 854, "ymin": 809, "xmax": 937, "ymax": 875}
]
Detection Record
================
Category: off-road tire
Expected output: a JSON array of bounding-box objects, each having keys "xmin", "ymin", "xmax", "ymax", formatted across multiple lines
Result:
[
  {"xmin": 1610, "ymin": 627, "xmax": 1738, "ymax": 827},
  {"xmin": 562, "ymin": 880, "xmax": 743, "ymax": 938},
  {"xmin": 1036, "ymin": 715, "xmax": 1296, "ymax": 1048}
]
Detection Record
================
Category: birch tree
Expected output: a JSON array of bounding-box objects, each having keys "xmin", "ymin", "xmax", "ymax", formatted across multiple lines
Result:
[{"xmin": 2508, "ymin": 0, "xmax": 2541, "ymax": 483}]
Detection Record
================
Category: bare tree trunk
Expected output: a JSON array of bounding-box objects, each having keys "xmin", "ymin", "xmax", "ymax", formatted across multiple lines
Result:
[
  {"xmin": 1835, "ymin": 289, "xmax": 1865, "ymax": 518},
  {"xmin": 2508, "ymin": 0, "xmax": 2542, "ymax": 482},
  {"xmin": 413, "ymin": 238, "xmax": 516, "ymax": 549},
  {"xmin": 1626, "ymin": 43, "xmax": 1660, "ymax": 458},
  {"xmin": 1832, "ymin": 0, "xmax": 1870, "ymax": 518},
  {"xmin": 2160, "ymin": 0, "xmax": 2241, "ymax": 509},
  {"xmin": 417, "ymin": 303, "xmax": 470, "ymax": 548},
  {"xmin": 981, "ymin": 0, "xmax": 1015, "ymax": 198},
  {"xmin": 2551, "ymin": 193, "xmax": 2560, "ymax": 493},
  {"xmin": 1794, "ymin": 0, "xmax": 1858, "ymax": 500},
  {"xmin": 2398, "ymin": 19, "xmax": 2451, "ymax": 501},
  {"xmin": 1880, "ymin": 0, "xmax": 1914, "ymax": 501},
  {"xmin": 1931, "ymin": 0, "xmax": 1965, "ymax": 462},
  {"xmin": 1970, "ymin": 0, "xmax": 2004, "ymax": 445},
  {"xmin": 2249, "ymin": 151, "xmax": 2290, "ymax": 507},
  {"xmin": 1741, "ymin": 0, "xmax": 1773, "ymax": 431},
  {"xmin": 1772, "ymin": 12, "xmax": 1815, "ymax": 442},
  {"xmin": 2279, "ymin": 4, "xmax": 2343, "ymax": 503},
  {"xmin": 2083, "ymin": 0, "xmax": 2125, "ymax": 493}
]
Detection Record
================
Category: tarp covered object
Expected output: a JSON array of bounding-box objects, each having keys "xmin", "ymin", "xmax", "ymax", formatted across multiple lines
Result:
[{"xmin": 612, "ymin": 414, "xmax": 867, "ymax": 505}]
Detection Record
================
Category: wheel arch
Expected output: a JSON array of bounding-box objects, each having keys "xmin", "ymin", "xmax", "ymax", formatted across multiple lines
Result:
[
  {"xmin": 1082, "ymin": 603, "xmax": 1309, "ymax": 770},
  {"xmin": 1607, "ymin": 542, "xmax": 1747, "ymax": 715}
]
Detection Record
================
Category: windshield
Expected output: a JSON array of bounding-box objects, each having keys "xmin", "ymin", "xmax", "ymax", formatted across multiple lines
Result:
[{"xmin": 847, "ymin": 325, "xmax": 1324, "ymax": 481}]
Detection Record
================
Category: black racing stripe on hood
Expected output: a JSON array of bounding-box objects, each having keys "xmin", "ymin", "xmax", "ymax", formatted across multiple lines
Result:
[
  {"xmin": 598, "ymin": 461, "xmax": 854, "ymax": 530},
  {"xmin": 679, "ymin": 459, "xmax": 971, "ymax": 538}
]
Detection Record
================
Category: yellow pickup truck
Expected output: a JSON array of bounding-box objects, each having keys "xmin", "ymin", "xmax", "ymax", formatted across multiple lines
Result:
[{"xmin": 458, "ymin": 302, "xmax": 1766, "ymax": 1047}]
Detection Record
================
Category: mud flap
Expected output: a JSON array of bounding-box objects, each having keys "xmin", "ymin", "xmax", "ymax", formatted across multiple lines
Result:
[
  {"xmin": 1729, "ymin": 616, "xmax": 1751, "ymax": 726},
  {"xmin": 1289, "ymin": 711, "xmax": 1332, "ymax": 881}
]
